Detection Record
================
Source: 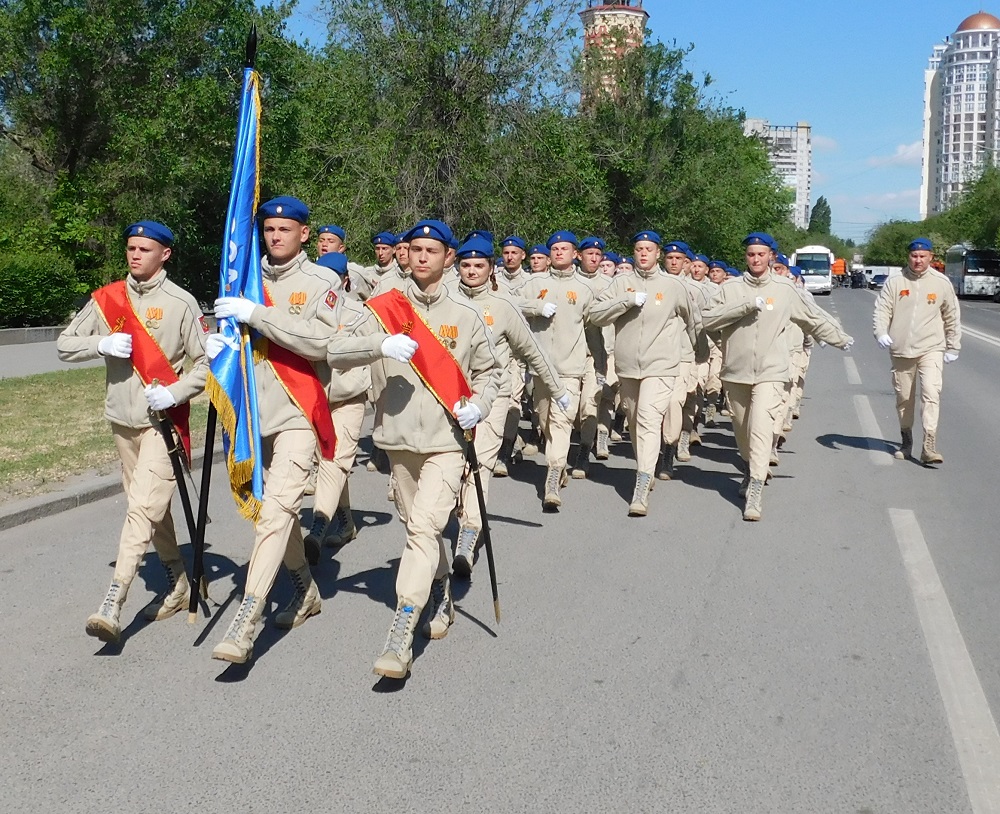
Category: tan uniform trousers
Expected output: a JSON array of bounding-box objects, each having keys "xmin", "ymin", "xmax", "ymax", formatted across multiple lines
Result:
[
  {"xmin": 502, "ymin": 358, "xmax": 527, "ymax": 444},
  {"xmin": 662, "ymin": 361, "xmax": 695, "ymax": 444},
  {"xmin": 726, "ymin": 381, "xmax": 785, "ymax": 481},
  {"xmin": 389, "ymin": 449, "xmax": 465, "ymax": 607},
  {"xmin": 789, "ymin": 349, "xmax": 809, "ymax": 416},
  {"xmin": 598, "ymin": 352, "xmax": 619, "ymax": 435},
  {"xmin": 244, "ymin": 428, "xmax": 314, "ymax": 599},
  {"xmin": 111, "ymin": 425, "xmax": 180, "ymax": 583},
  {"xmin": 536, "ymin": 376, "xmax": 583, "ymax": 470},
  {"xmin": 774, "ymin": 380, "xmax": 794, "ymax": 435},
  {"xmin": 706, "ymin": 345, "xmax": 723, "ymax": 397},
  {"xmin": 313, "ymin": 395, "xmax": 366, "ymax": 518},
  {"xmin": 577, "ymin": 357, "xmax": 600, "ymax": 448},
  {"xmin": 891, "ymin": 352, "xmax": 944, "ymax": 434},
  {"xmin": 459, "ymin": 395, "xmax": 507, "ymax": 530},
  {"xmin": 620, "ymin": 376, "xmax": 677, "ymax": 474}
]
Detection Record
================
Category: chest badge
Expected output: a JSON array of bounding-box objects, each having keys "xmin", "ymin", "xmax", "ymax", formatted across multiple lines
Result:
[
  {"xmin": 765, "ymin": 297, "xmax": 774, "ymax": 312},
  {"xmin": 567, "ymin": 290, "xmax": 578, "ymax": 305},
  {"xmin": 655, "ymin": 292, "xmax": 663, "ymax": 305},
  {"xmin": 439, "ymin": 324, "xmax": 459, "ymax": 349},
  {"xmin": 288, "ymin": 291, "xmax": 307, "ymax": 314},
  {"xmin": 145, "ymin": 306, "xmax": 163, "ymax": 329},
  {"xmin": 927, "ymin": 292, "xmax": 938, "ymax": 305}
]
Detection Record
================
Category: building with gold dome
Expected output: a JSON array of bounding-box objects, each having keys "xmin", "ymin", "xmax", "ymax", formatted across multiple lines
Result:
[{"xmin": 920, "ymin": 11, "xmax": 1000, "ymax": 218}]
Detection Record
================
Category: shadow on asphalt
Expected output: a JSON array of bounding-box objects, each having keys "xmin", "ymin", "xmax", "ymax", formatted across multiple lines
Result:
[
  {"xmin": 333, "ymin": 558, "xmax": 400, "ymax": 612},
  {"xmin": 815, "ymin": 433, "xmax": 896, "ymax": 456}
]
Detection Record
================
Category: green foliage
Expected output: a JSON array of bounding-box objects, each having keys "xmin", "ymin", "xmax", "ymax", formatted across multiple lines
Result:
[
  {"xmin": 808, "ymin": 196, "xmax": 832, "ymax": 234},
  {"xmin": 0, "ymin": 251, "xmax": 90, "ymax": 327}
]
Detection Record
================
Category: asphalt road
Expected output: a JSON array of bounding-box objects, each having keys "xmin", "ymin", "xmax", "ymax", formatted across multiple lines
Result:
[
  {"xmin": 1, "ymin": 289, "xmax": 998, "ymax": 813},
  {"xmin": 0, "ymin": 340, "xmax": 103, "ymax": 379}
]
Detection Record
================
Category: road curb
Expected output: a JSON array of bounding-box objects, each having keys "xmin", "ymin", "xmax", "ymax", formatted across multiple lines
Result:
[{"xmin": 0, "ymin": 446, "xmax": 221, "ymax": 533}]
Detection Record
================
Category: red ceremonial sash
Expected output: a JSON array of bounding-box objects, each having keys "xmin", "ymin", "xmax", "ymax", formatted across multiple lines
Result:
[
  {"xmin": 259, "ymin": 285, "xmax": 337, "ymax": 461},
  {"xmin": 365, "ymin": 288, "xmax": 473, "ymax": 416},
  {"xmin": 91, "ymin": 281, "xmax": 192, "ymax": 460}
]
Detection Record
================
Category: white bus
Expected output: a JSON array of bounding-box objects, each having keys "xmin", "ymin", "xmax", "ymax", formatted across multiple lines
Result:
[
  {"xmin": 944, "ymin": 244, "xmax": 1000, "ymax": 298},
  {"xmin": 790, "ymin": 245, "xmax": 834, "ymax": 295}
]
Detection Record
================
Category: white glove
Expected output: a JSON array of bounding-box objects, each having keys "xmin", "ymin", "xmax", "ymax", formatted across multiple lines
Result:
[
  {"xmin": 556, "ymin": 393, "xmax": 571, "ymax": 412},
  {"xmin": 944, "ymin": 351, "xmax": 959, "ymax": 364},
  {"xmin": 841, "ymin": 338, "xmax": 854, "ymax": 352},
  {"xmin": 634, "ymin": 292, "xmax": 647, "ymax": 308},
  {"xmin": 205, "ymin": 334, "xmax": 227, "ymax": 361},
  {"xmin": 755, "ymin": 296, "xmax": 765, "ymax": 311},
  {"xmin": 381, "ymin": 334, "xmax": 418, "ymax": 362},
  {"xmin": 98, "ymin": 333, "xmax": 132, "ymax": 358},
  {"xmin": 144, "ymin": 384, "xmax": 177, "ymax": 411},
  {"xmin": 541, "ymin": 302, "xmax": 558, "ymax": 319},
  {"xmin": 453, "ymin": 400, "xmax": 483, "ymax": 430},
  {"xmin": 213, "ymin": 296, "xmax": 257, "ymax": 323},
  {"xmin": 877, "ymin": 334, "xmax": 893, "ymax": 349}
]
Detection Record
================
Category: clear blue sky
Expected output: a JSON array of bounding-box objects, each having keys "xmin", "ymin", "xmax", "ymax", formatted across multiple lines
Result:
[{"xmin": 286, "ymin": 0, "xmax": 982, "ymax": 242}]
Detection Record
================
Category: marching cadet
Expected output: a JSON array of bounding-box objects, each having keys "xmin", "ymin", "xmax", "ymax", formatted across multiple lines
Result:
[
  {"xmin": 497, "ymin": 235, "xmax": 530, "ymax": 293},
  {"xmin": 58, "ymin": 221, "xmax": 208, "ymax": 643},
  {"xmin": 205, "ymin": 196, "xmax": 373, "ymax": 664},
  {"xmin": 703, "ymin": 260, "xmax": 728, "ymax": 426},
  {"xmin": 326, "ymin": 219, "xmax": 502, "ymax": 679},
  {"xmin": 873, "ymin": 237, "xmax": 961, "ymax": 464},
  {"xmin": 353, "ymin": 231, "xmax": 399, "ymax": 301},
  {"xmin": 660, "ymin": 240, "xmax": 707, "ymax": 475},
  {"xmin": 494, "ymin": 235, "xmax": 531, "ymax": 477},
  {"xmin": 598, "ymin": 252, "xmax": 618, "ymax": 276},
  {"xmin": 519, "ymin": 231, "xmax": 597, "ymax": 509},
  {"xmin": 616, "ymin": 256, "xmax": 635, "ymax": 275},
  {"xmin": 301, "ymin": 252, "xmax": 372, "ymax": 563},
  {"xmin": 590, "ymin": 231, "xmax": 696, "ymax": 516},
  {"xmin": 314, "ymin": 224, "xmax": 367, "ymax": 294},
  {"xmin": 450, "ymin": 236, "xmax": 568, "ymax": 575},
  {"xmin": 528, "ymin": 244, "xmax": 551, "ymax": 274},
  {"xmin": 573, "ymin": 235, "xmax": 611, "ymax": 478},
  {"xmin": 703, "ymin": 233, "xmax": 853, "ymax": 521}
]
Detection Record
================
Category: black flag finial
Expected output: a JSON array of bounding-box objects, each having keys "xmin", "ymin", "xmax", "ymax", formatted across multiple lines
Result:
[{"xmin": 245, "ymin": 24, "xmax": 258, "ymax": 70}]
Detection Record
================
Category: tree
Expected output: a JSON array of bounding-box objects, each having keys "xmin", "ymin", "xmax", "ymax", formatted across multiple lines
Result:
[{"xmin": 808, "ymin": 195, "xmax": 831, "ymax": 234}]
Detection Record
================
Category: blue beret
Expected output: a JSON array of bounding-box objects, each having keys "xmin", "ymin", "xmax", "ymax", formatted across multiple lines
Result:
[
  {"xmin": 603, "ymin": 251, "xmax": 621, "ymax": 265},
  {"xmin": 662, "ymin": 240, "xmax": 690, "ymax": 255},
  {"xmin": 318, "ymin": 225, "xmax": 346, "ymax": 240},
  {"xmin": 693, "ymin": 254, "xmax": 710, "ymax": 264},
  {"xmin": 577, "ymin": 235, "xmax": 606, "ymax": 252},
  {"xmin": 315, "ymin": 252, "xmax": 348, "ymax": 275},
  {"xmin": 396, "ymin": 232, "xmax": 409, "ymax": 243},
  {"xmin": 547, "ymin": 231, "xmax": 578, "ymax": 249},
  {"xmin": 463, "ymin": 230, "xmax": 494, "ymax": 247},
  {"xmin": 774, "ymin": 253, "xmax": 789, "ymax": 266},
  {"xmin": 501, "ymin": 235, "xmax": 526, "ymax": 251},
  {"xmin": 259, "ymin": 196, "xmax": 309, "ymax": 223},
  {"xmin": 684, "ymin": 249, "xmax": 695, "ymax": 261},
  {"xmin": 909, "ymin": 237, "xmax": 933, "ymax": 252},
  {"xmin": 403, "ymin": 219, "xmax": 454, "ymax": 246},
  {"xmin": 456, "ymin": 237, "xmax": 494, "ymax": 259},
  {"xmin": 742, "ymin": 232, "xmax": 774, "ymax": 248},
  {"xmin": 726, "ymin": 266, "xmax": 741, "ymax": 276},
  {"xmin": 124, "ymin": 220, "xmax": 173, "ymax": 247},
  {"xmin": 708, "ymin": 259, "xmax": 726, "ymax": 270},
  {"xmin": 623, "ymin": 256, "xmax": 635, "ymax": 266},
  {"xmin": 632, "ymin": 230, "xmax": 662, "ymax": 245},
  {"xmin": 529, "ymin": 244, "xmax": 550, "ymax": 257},
  {"xmin": 789, "ymin": 265, "xmax": 803, "ymax": 277},
  {"xmin": 372, "ymin": 231, "xmax": 397, "ymax": 247}
]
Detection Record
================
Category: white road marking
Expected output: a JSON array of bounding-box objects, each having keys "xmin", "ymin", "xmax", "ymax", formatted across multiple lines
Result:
[
  {"xmin": 852, "ymin": 394, "xmax": 892, "ymax": 465},
  {"xmin": 963, "ymin": 325, "xmax": 1000, "ymax": 349},
  {"xmin": 889, "ymin": 509, "xmax": 1000, "ymax": 814},
  {"xmin": 844, "ymin": 356, "xmax": 862, "ymax": 385}
]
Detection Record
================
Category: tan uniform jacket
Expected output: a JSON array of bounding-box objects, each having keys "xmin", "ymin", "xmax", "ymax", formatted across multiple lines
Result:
[
  {"xmin": 575, "ymin": 269, "xmax": 612, "ymax": 374},
  {"xmin": 703, "ymin": 271, "xmax": 852, "ymax": 385},
  {"xmin": 353, "ymin": 260, "xmax": 401, "ymax": 301},
  {"xmin": 873, "ymin": 268, "xmax": 961, "ymax": 358},
  {"xmin": 368, "ymin": 265, "xmax": 412, "ymax": 299},
  {"xmin": 327, "ymin": 296, "xmax": 372, "ymax": 403},
  {"xmin": 496, "ymin": 267, "xmax": 530, "ymax": 295},
  {"xmin": 454, "ymin": 281, "xmax": 566, "ymax": 401},
  {"xmin": 590, "ymin": 268, "xmax": 696, "ymax": 378},
  {"xmin": 673, "ymin": 273, "xmax": 709, "ymax": 363},
  {"xmin": 330, "ymin": 280, "xmax": 502, "ymax": 454},
  {"xmin": 518, "ymin": 267, "xmax": 596, "ymax": 378},
  {"xmin": 57, "ymin": 269, "xmax": 208, "ymax": 429}
]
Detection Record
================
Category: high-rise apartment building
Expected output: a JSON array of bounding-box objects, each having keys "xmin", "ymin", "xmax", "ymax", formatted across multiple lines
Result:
[
  {"xmin": 920, "ymin": 12, "xmax": 1000, "ymax": 219},
  {"xmin": 743, "ymin": 119, "xmax": 813, "ymax": 229}
]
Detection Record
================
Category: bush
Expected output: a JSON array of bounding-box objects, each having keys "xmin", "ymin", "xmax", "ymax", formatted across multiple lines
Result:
[{"xmin": 0, "ymin": 251, "xmax": 90, "ymax": 328}]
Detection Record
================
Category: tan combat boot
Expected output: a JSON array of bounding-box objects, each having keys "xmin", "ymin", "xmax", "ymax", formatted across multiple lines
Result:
[
  {"xmin": 894, "ymin": 428, "xmax": 913, "ymax": 460},
  {"xmin": 628, "ymin": 472, "xmax": 654, "ymax": 517},
  {"xmin": 743, "ymin": 477, "xmax": 765, "ymax": 521},
  {"xmin": 275, "ymin": 565, "xmax": 322, "ymax": 630},
  {"xmin": 769, "ymin": 439, "xmax": 780, "ymax": 467},
  {"xmin": 921, "ymin": 431, "xmax": 944, "ymax": 465},
  {"xmin": 494, "ymin": 439, "xmax": 514, "ymax": 477},
  {"xmin": 452, "ymin": 526, "xmax": 479, "ymax": 578},
  {"xmin": 212, "ymin": 594, "xmax": 263, "ymax": 664},
  {"xmin": 655, "ymin": 443, "xmax": 675, "ymax": 481},
  {"xmin": 595, "ymin": 427, "xmax": 610, "ymax": 460},
  {"xmin": 373, "ymin": 599, "xmax": 422, "ymax": 679},
  {"xmin": 705, "ymin": 402, "xmax": 717, "ymax": 428},
  {"xmin": 571, "ymin": 444, "xmax": 592, "ymax": 479},
  {"xmin": 689, "ymin": 429, "xmax": 701, "ymax": 447},
  {"xmin": 421, "ymin": 576, "xmax": 455, "ymax": 639},
  {"xmin": 86, "ymin": 579, "xmax": 130, "ymax": 643},
  {"xmin": 677, "ymin": 431, "xmax": 692, "ymax": 462},
  {"xmin": 323, "ymin": 505, "xmax": 357, "ymax": 547},
  {"xmin": 303, "ymin": 513, "xmax": 328, "ymax": 566},
  {"xmin": 543, "ymin": 466, "xmax": 564, "ymax": 510},
  {"xmin": 143, "ymin": 559, "xmax": 190, "ymax": 622}
]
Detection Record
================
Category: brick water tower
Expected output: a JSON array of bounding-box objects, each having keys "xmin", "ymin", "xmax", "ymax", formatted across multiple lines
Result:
[{"xmin": 579, "ymin": 1, "xmax": 649, "ymax": 104}]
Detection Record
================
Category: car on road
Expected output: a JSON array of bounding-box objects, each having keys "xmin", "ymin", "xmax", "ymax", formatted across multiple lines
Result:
[{"xmin": 868, "ymin": 274, "xmax": 888, "ymax": 290}]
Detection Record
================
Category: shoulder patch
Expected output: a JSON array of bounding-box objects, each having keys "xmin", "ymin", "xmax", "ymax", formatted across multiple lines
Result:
[
  {"xmin": 199, "ymin": 316, "xmax": 210, "ymax": 333},
  {"xmin": 324, "ymin": 290, "xmax": 338, "ymax": 310}
]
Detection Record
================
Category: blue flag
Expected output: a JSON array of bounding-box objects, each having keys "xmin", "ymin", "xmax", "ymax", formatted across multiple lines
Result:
[{"xmin": 207, "ymin": 67, "xmax": 264, "ymax": 521}]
